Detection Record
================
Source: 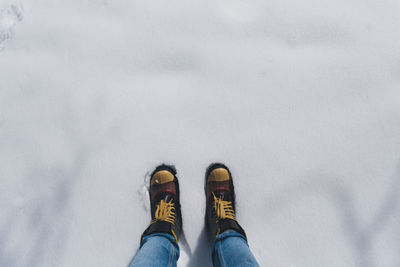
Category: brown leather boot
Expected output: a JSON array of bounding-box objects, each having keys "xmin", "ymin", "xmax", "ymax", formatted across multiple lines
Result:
[
  {"xmin": 141, "ymin": 164, "xmax": 182, "ymax": 242},
  {"xmin": 205, "ymin": 163, "xmax": 246, "ymax": 240}
]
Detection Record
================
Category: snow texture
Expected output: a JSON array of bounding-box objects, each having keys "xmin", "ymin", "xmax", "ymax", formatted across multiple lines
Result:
[{"xmin": 1, "ymin": 0, "xmax": 400, "ymax": 266}]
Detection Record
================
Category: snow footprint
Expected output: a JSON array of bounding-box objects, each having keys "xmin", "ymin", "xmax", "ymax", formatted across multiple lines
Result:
[
  {"xmin": 0, "ymin": 4, "xmax": 23, "ymax": 50},
  {"xmin": 138, "ymin": 171, "xmax": 151, "ymax": 212}
]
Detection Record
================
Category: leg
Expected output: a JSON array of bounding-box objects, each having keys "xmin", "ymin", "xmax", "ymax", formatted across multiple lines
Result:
[
  {"xmin": 129, "ymin": 233, "xmax": 179, "ymax": 267},
  {"xmin": 130, "ymin": 165, "xmax": 182, "ymax": 267},
  {"xmin": 204, "ymin": 163, "xmax": 259, "ymax": 267},
  {"xmin": 212, "ymin": 230, "xmax": 259, "ymax": 267}
]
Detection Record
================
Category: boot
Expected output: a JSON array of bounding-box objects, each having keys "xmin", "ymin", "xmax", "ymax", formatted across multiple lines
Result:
[
  {"xmin": 142, "ymin": 164, "xmax": 182, "ymax": 242},
  {"xmin": 205, "ymin": 163, "xmax": 246, "ymax": 240}
]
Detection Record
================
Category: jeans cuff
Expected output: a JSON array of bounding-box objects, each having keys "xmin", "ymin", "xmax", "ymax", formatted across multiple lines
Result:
[
  {"xmin": 141, "ymin": 233, "xmax": 178, "ymax": 248},
  {"xmin": 214, "ymin": 229, "xmax": 247, "ymax": 244}
]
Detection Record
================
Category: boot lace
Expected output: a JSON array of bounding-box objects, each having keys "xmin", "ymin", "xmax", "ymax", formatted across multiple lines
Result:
[
  {"xmin": 213, "ymin": 193, "xmax": 236, "ymax": 222},
  {"xmin": 151, "ymin": 199, "xmax": 176, "ymax": 225}
]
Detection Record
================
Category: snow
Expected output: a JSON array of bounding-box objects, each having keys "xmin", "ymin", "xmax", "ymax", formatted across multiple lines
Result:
[{"xmin": 1, "ymin": 0, "xmax": 400, "ymax": 266}]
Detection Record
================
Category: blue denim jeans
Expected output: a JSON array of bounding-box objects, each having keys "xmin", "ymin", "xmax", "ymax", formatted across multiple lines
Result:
[{"xmin": 129, "ymin": 230, "xmax": 259, "ymax": 267}]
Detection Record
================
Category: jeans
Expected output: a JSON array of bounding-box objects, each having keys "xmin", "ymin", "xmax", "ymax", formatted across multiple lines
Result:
[{"xmin": 129, "ymin": 230, "xmax": 259, "ymax": 267}]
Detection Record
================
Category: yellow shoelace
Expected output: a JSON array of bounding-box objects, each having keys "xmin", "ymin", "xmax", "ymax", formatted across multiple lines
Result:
[
  {"xmin": 213, "ymin": 193, "xmax": 236, "ymax": 222},
  {"xmin": 151, "ymin": 199, "xmax": 176, "ymax": 225}
]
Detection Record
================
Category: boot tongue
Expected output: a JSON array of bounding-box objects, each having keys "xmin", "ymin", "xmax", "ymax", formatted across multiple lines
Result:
[
  {"xmin": 213, "ymin": 189, "xmax": 232, "ymax": 202},
  {"xmin": 154, "ymin": 191, "xmax": 175, "ymax": 204}
]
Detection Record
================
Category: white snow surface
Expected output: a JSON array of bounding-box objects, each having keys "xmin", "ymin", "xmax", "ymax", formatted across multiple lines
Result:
[{"xmin": 1, "ymin": 0, "xmax": 400, "ymax": 266}]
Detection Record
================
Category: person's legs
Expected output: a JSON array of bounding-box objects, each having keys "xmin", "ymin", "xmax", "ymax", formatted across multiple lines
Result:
[
  {"xmin": 129, "ymin": 233, "xmax": 179, "ymax": 267},
  {"xmin": 129, "ymin": 165, "xmax": 182, "ymax": 267},
  {"xmin": 212, "ymin": 230, "xmax": 259, "ymax": 267},
  {"xmin": 205, "ymin": 163, "xmax": 259, "ymax": 267}
]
